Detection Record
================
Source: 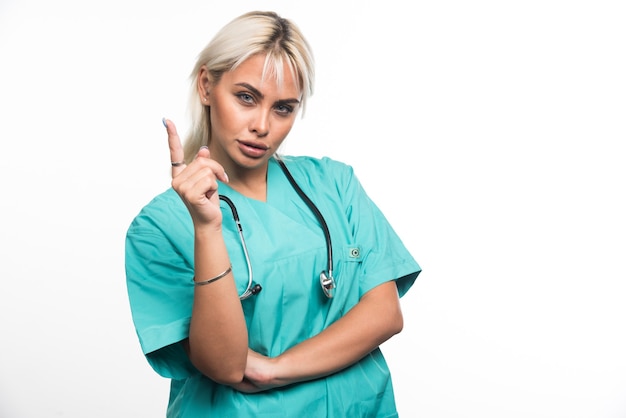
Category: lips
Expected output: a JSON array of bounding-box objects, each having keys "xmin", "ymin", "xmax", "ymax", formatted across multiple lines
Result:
[{"xmin": 237, "ymin": 139, "xmax": 270, "ymax": 158}]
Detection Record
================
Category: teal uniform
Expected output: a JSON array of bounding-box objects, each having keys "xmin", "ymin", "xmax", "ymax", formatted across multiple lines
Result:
[{"xmin": 126, "ymin": 156, "xmax": 421, "ymax": 417}]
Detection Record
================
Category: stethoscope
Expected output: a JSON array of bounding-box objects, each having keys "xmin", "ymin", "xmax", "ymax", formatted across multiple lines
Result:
[{"xmin": 219, "ymin": 157, "xmax": 336, "ymax": 300}]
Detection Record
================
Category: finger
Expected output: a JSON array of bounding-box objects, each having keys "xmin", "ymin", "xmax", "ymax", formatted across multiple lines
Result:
[
  {"xmin": 195, "ymin": 146, "xmax": 230, "ymax": 183},
  {"xmin": 163, "ymin": 118, "xmax": 186, "ymax": 177},
  {"xmin": 181, "ymin": 168, "xmax": 221, "ymax": 204}
]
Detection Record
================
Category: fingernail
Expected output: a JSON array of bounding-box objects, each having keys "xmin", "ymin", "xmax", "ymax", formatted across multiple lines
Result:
[
  {"xmin": 162, "ymin": 117, "xmax": 167, "ymax": 128},
  {"xmin": 200, "ymin": 145, "xmax": 208, "ymax": 150},
  {"xmin": 223, "ymin": 172, "xmax": 230, "ymax": 183}
]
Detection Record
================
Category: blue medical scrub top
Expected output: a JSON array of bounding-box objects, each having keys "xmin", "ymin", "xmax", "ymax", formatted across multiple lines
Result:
[{"xmin": 126, "ymin": 156, "xmax": 421, "ymax": 417}]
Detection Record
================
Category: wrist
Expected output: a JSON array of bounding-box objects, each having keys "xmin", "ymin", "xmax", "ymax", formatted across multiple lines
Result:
[
  {"xmin": 194, "ymin": 222, "xmax": 223, "ymax": 239},
  {"xmin": 270, "ymin": 354, "xmax": 295, "ymax": 387}
]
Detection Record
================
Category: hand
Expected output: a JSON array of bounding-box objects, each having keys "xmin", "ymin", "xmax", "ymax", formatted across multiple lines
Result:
[
  {"xmin": 164, "ymin": 118, "xmax": 229, "ymax": 227},
  {"xmin": 230, "ymin": 349, "xmax": 282, "ymax": 393}
]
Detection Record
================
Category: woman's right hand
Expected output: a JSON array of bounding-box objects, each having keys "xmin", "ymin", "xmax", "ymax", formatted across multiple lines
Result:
[{"xmin": 164, "ymin": 118, "xmax": 229, "ymax": 228}]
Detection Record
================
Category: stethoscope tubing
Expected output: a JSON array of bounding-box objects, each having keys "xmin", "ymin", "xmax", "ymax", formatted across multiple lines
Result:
[
  {"xmin": 276, "ymin": 157, "xmax": 334, "ymax": 281},
  {"xmin": 218, "ymin": 156, "xmax": 335, "ymax": 299},
  {"xmin": 218, "ymin": 195, "xmax": 255, "ymax": 299}
]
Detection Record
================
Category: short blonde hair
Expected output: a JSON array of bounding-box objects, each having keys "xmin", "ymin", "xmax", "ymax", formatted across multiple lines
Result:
[{"xmin": 183, "ymin": 11, "xmax": 315, "ymax": 161}]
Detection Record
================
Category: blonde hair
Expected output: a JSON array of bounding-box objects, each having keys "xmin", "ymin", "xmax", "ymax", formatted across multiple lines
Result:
[{"xmin": 183, "ymin": 11, "xmax": 315, "ymax": 161}]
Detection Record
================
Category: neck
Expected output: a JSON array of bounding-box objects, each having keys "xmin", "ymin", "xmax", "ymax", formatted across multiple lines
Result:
[{"xmin": 225, "ymin": 163, "xmax": 269, "ymax": 202}]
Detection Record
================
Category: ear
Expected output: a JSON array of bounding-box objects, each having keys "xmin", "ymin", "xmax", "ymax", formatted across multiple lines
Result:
[{"xmin": 197, "ymin": 66, "xmax": 213, "ymax": 105}]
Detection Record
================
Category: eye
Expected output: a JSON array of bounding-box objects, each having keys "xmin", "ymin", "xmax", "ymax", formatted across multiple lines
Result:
[
  {"xmin": 236, "ymin": 92, "xmax": 255, "ymax": 104},
  {"xmin": 275, "ymin": 103, "xmax": 294, "ymax": 116}
]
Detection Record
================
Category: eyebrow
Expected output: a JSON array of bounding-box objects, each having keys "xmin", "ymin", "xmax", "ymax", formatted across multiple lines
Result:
[{"xmin": 235, "ymin": 82, "xmax": 301, "ymax": 105}]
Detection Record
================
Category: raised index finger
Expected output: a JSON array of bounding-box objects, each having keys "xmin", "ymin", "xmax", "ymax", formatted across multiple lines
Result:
[{"xmin": 163, "ymin": 117, "xmax": 186, "ymax": 177}]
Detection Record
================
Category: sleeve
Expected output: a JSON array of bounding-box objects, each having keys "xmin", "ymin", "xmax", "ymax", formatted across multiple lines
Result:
[
  {"xmin": 125, "ymin": 191, "xmax": 199, "ymax": 379},
  {"xmin": 334, "ymin": 160, "xmax": 421, "ymax": 298}
]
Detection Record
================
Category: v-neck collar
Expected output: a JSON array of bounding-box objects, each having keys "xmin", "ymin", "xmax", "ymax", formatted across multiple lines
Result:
[{"xmin": 218, "ymin": 157, "xmax": 287, "ymax": 206}]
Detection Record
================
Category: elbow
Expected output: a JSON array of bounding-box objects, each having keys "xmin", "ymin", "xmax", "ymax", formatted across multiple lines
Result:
[
  {"xmin": 375, "ymin": 306, "xmax": 404, "ymax": 344},
  {"xmin": 210, "ymin": 369, "xmax": 246, "ymax": 386},
  {"xmin": 189, "ymin": 353, "xmax": 246, "ymax": 385},
  {"xmin": 382, "ymin": 295, "xmax": 405, "ymax": 339},
  {"xmin": 365, "ymin": 281, "xmax": 405, "ymax": 341},
  {"xmin": 184, "ymin": 340, "xmax": 246, "ymax": 385},
  {"xmin": 182, "ymin": 337, "xmax": 248, "ymax": 386},
  {"xmin": 388, "ymin": 308, "xmax": 404, "ymax": 337}
]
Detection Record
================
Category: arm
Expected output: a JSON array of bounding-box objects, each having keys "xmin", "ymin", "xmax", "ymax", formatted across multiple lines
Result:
[
  {"xmin": 165, "ymin": 119, "xmax": 248, "ymax": 385},
  {"xmin": 185, "ymin": 225, "xmax": 248, "ymax": 385},
  {"xmin": 234, "ymin": 280, "xmax": 403, "ymax": 392}
]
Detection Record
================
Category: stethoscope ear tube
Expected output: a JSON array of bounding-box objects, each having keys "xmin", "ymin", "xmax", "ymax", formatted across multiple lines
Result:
[
  {"xmin": 219, "ymin": 195, "xmax": 256, "ymax": 300},
  {"xmin": 276, "ymin": 157, "xmax": 335, "ymax": 298}
]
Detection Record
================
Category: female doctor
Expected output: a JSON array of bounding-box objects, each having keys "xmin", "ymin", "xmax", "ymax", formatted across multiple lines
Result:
[{"xmin": 125, "ymin": 10, "xmax": 421, "ymax": 417}]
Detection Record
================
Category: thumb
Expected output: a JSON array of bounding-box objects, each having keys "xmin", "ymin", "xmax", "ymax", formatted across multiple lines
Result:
[
  {"xmin": 195, "ymin": 146, "xmax": 229, "ymax": 183},
  {"xmin": 196, "ymin": 145, "xmax": 211, "ymax": 159}
]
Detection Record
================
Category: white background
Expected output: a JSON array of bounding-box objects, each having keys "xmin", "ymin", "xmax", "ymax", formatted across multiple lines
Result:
[{"xmin": 1, "ymin": 0, "xmax": 625, "ymax": 417}]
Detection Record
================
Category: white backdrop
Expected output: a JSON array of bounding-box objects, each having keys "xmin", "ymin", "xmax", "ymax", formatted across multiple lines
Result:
[{"xmin": 1, "ymin": 0, "xmax": 625, "ymax": 417}]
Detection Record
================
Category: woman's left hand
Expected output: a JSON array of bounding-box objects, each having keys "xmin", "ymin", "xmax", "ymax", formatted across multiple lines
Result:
[{"xmin": 230, "ymin": 349, "xmax": 280, "ymax": 393}]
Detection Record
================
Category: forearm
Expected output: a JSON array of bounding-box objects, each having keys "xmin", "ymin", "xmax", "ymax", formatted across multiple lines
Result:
[
  {"xmin": 272, "ymin": 281, "xmax": 402, "ymax": 385},
  {"xmin": 187, "ymin": 226, "xmax": 248, "ymax": 385}
]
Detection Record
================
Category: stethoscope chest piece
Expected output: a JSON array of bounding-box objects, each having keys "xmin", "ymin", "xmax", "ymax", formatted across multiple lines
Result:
[{"xmin": 320, "ymin": 271, "xmax": 336, "ymax": 298}]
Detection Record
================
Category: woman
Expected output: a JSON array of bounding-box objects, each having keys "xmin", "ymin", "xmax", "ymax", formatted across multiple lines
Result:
[{"xmin": 126, "ymin": 10, "xmax": 421, "ymax": 417}]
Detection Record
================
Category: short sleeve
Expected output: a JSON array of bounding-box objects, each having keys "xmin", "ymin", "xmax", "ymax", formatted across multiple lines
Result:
[
  {"xmin": 125, "ymin": 189, "xmax": 199, "ymax": 379},
  {"xmin": 334, "ymin": 160, "xmax": 421, "ymax": 297}
]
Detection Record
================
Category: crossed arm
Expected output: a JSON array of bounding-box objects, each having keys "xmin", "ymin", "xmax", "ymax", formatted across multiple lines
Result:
[
  {"xmin": 165, "ymin": 118, "xmax": 404, "ymax": 391},
  {"xmin": 183, "ymin": 278, "xmax": 403, "ymax": 392},
  {"xmin": 233, "ymin": 280, "xmax": 403, "ymax": 393}
]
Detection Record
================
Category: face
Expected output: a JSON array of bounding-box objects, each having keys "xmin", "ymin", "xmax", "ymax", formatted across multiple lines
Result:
[{"xmin": 200, "ymin": 54, "xmax": 301, "ymax": 174}]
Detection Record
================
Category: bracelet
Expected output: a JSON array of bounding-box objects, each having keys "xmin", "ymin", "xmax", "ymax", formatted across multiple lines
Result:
[{"xmin": 193, "ymin": 265, "xmax": 232, "ymax": 286}]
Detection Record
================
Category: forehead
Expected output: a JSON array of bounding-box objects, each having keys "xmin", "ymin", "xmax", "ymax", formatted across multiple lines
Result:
[{"xmin": 224, "ymin": 54, "xmax": 301, "ymax": 98}]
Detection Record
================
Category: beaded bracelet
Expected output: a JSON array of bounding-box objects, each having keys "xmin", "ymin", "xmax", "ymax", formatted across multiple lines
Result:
[{"xmin": 193, "ymin": 265, "xmax": 232, "ymax": 286}]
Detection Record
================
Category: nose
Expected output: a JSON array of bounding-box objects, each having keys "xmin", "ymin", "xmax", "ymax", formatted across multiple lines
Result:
[{"xmin": 250, "ymin": 109, "xmax": 270, "ymax": 137}]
